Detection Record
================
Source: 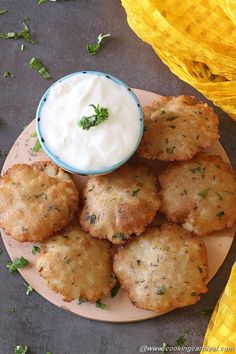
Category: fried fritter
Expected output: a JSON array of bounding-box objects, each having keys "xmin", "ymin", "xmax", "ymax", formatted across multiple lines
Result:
[
  {"xmin": 36, "ymin": 225, "xmax": 116, "ymax": 302},
  {"xmin": 138, "ymin": 95, "xmax": 219, "ymax": 161},
  {"xmin": 0, "ymin": 162, "xmax": 79, "ymax": 242},
  {"xmin": 159, "ymin": 153, "xmax": 236, "ymax": 236},
  {"xmin": 80, "ymin": 163, "xmax": 161, "ymax": 244},
  {"xmin": 113, "ymin": 224, "xmax": 208, "ymax": 312}
]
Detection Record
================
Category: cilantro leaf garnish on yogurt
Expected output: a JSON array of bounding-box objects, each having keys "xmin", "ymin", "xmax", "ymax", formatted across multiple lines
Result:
[{"xmin": 78, "ymin": 104, "xmax": 109, "ymax": 130}]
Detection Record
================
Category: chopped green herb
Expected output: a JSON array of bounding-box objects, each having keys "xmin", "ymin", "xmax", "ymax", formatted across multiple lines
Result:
[
  {"xmin": 111, "ymin": 273, "xmax": 117, "ymax": 280},
  {"xmin": 14, "ymin": 345, "xmax": 29, "ymax": 354},
  {"xmin": 87, "ymin": 214, "xmax": 96, "ymax": 224},
  {"xmin": 156, "ymin": 285, "xmax": 166, "ymax": 295},
  {"xmin": 38, "ymin": 0, "xmax": 56, "ymax": 5},
  {"xmin": 78, "ymin": 298, "xmax": 86, "ymax": 305},
  {"xmin": 3, "ymin": 71, "xmax": 14, "ymax": 78},
  {"xmin": 161, "ymin": 343, "xmax": 169, "ymax": 353},
  {"xmin": 79, "ymin": 104, "xmax": 109, "ymax": 130},
  {"xmin": 0, "ymin": 9, "xmax": 7, "ymax": 15},
  {"xmin": 216, "ymin": 210, "xmax": 225, "ymax": 218},
  {"xmin": 24, "ymin": 283, "xmax": 33, "ymax": 296},
  {"xmin": 7, "ymin": 257, "xmax": 29, "ymax": 273},
  {"xmin": 111, "ymin": 283, "xmax": 120, "ymax": 298},
  {"xmin": 197, "ymin": 266, "xmax": 203, "ymax": 273},
  {"xmin": 32, "ymin": 245, "xmax": 41, "ymax": 255},
  {"xmin": 191, "ymin": 292, "xmax": 197, "ymax": 296},
  {"xmin": 166, "ymin": 146, "xmax": 175, "ymax": 154},
  {"xmin": 45, "ymin": 352, "xmax": 52, "ymax": 354},
  {"xmin": 8, "ymin": 307, "xmax": 16, "ymax": 313},
  {"xmin": 131, "ymin": 188, "xmax": 140, "ymax": 196},
  {"xmin": 30, "ymin": 131, "xmax": 37, "ymax": 137},
  {"xmin": 197, "ymin": 308, "xmax": 213, "ymax": 317},
  {"xmin": 167, "ymin": 125, "xmax": 176, "ymax": 129},
  {"xmin": 20, "ymin": 44, "xmax": 25, "ymax": 51},
  {"xmin": 190, "ymin": 165, "xmax": 206, "ymax": 176},
  {"xmin": 165, "ymin": 115, "xmax": 178, "ymax": 121},
  {"xmin": 160, "ymin": 110, "xmax": 166, "ymax": 115},
  {"xmin": 96, "ymin": 299, "xmax": 106, "ymax": 309},
  {"xmin": 137, "ymin": 259, "xmax": 141, "ymax": 265},
  {"xmin": 215, "ymin": 192, "xmax": 223, "ymax": 201},
  {"xmin": 198, "ymin": 189, "xmax": 209, "ymax": 199},
  {"xmin": 0, "ymin": 18, "xmax": 36, "ymax": 43},
  {"xmin": 86, "ymin": 33, "xmax": 110, "ymax": 55},
  {"xmin": 176, "ymin": 336, "xmax": 186, "ymax": 346},
  {"xmin": 112, "ymin": 232, "xmax": 126, "ymax": 241},
  {"xmin": 88, "ymin": 184, "xmax": 95, "ymax": 192},
  {"xmin": 30, "ymin": 57, "xmax": 51, "ymax": 79},
  {"xmin": 32, "ymin": 138, "xmax": 42, "ymax": 153}
]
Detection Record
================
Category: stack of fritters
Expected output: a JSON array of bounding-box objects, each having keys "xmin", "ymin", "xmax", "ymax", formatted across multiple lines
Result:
[{"xmin": 1, "ymin": 94, "xmax": 235, "ymax": 313}]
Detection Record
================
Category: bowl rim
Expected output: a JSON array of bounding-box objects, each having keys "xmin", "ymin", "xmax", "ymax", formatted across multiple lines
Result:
[{"xmin": 36, "ymin": 70, "xmax": 144, "ymax": 175}]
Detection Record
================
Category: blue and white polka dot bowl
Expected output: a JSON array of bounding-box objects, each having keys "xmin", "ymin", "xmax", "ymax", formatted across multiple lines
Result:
[{"xmin": 36, "ymin": 71, "xmax": 144, "ymax": 175}]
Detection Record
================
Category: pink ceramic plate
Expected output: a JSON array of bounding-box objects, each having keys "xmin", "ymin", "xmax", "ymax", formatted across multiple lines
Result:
[{"xmin": 1, "ymin": 89, "xmax": 235, "ymax": 323}]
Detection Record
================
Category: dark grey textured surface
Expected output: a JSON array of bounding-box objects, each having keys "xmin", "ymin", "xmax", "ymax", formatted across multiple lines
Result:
[{"xmin": 0, "ymin": 1, "xmax": 236, "ymax": 353}]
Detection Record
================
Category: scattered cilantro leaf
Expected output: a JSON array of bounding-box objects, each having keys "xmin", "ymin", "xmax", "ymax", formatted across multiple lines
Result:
[
  {"xmin": 86, "ymin": 33, "xmax": 110, "ymax": 55},
  {"xmin": 176, "ymin": 336, "xmax": 186, "ymax": 346},
  {"xmin": 79, "ymin": 104, "xmax": 109, "ymax": 130},
  {"xmin": 111, "ymin": 283, "xmax": 120, "ymax": 298},
  {"xmin": 0, "ymin": 18, "xmax": 36, "ymax": 44},
  {"xmin": 24, "ymin": 283, "xmax": 34, "ymax": 295},
  {"xmin": 96, "ymin": 299, "xmax": 106, "ymax": 309},
  {"xmin": 197, "ymin": 308, "xmax": 213, "ymax": 317},
  {"xmin": 198, "ymin": 189, "xmax": 209, "ymax": 199},
  {"xmin": 7, "ymin": 257, "xmax": 29, "ymax": 273},
  {"xmin": 32, "ymin": 245, "xmax": 41, "ymax": 255},
  {"xmin": 30, "ymin": 57, "xmax": 51, "ymax": 79},
  {"xmin": 166, "ymin": 146, "xmax": 175, "ymax": 154},
  {"xmin": 32, "ymin": 138, "xmax": 42, "ymax": 153},
  {"xmin": 30, "ymin": 130, "xmax": 37, "ymax": 137},
  {"xmin": 156, "ymin": 285, "xmax": 166, "ymax": 295},
  {"xmin": 38, "ymin": 0, "xmax": 56, "ymax": 5},
  {"xmin": 3, "ymin": 71, "xmax": 14, "ymax": 78},
  {"xmin": 21, "ymin": 43, "xmax": 25, "ymax": 51},
  {"xmin": 0, "ymin": 9, "xmax": 7, "ymax": 15},
  {"xmin": 8, "ymin": 307, "xmax": 16, "ymax": 313},
  {"xmin": 14, "ymin": 345, "xmax": 29, "ymax": 354}
]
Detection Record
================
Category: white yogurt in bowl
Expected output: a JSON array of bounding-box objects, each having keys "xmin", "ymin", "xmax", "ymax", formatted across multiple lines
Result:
[{"xmin": 36, "ymin": 71, "xmax": 143, "ymax": 175}]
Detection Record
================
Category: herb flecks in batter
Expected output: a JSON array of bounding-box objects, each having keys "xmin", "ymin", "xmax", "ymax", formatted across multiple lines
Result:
[
  {"xmin": 216, "ymin": 210, "xmax": 225, "ymax": 218},
  {"xmin": 198, "ymin": 189, "xmax": 209, "ymax": 199},
  {"xmin": 112, "ymin": 232, "xmax": 126, "ymax": 241},
  {"xmin": 156, "ymin": 285, "xmax": 166, "ymax": 295},
  {"xmin": 166, "ymin": 146, "xmax": 175, "ymax": 154},
  {"xmin": 131, "ymin": 188, "xmax": 140, "ymax": 196},
  {"xmin": 87, "ymin": 214, "xmax": 96, "ymax": 224}
]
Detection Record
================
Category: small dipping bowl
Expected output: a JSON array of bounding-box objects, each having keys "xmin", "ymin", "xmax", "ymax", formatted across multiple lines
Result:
[{"xmin": 36, "ymin": 71, "xmax": 144, "ymax": 175}]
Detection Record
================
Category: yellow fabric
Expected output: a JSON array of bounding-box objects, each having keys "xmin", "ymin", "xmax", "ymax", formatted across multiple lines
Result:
[
  {"xmin": 201, "ymin": 262, "xmax": 236, "ymax": 352},
  {"xmin": 121, "ymin": 0, "xmax": 236, "ymax": 120}
]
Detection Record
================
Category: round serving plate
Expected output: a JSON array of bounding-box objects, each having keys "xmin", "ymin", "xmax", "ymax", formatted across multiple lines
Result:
[{"xmin": 1, "ymin": 89, "xmax": 235, "ymax": 323}]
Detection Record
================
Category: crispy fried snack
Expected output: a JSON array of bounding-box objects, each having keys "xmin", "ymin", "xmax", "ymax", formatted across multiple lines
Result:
[
  {"xmin": 138, "ymin": 95, "xmax": 219, "ymax": 161},
  {"xmin": 159, "ymin": 153, "xmax": 236, "ymax": 236},
  {"xmin": 113, "ymin": 224, "xmax": 208, "ymax": 312},
  {"xmin": 36, "ymin": 225, "xmax": 116, "ymax": 302},
  {"xmin": 80, "ymin": 163, "xmax": 161, "ymax": 244},
  {"xmin": 0, "ymin": 162, "xmax": 79, "ymax": 242}
]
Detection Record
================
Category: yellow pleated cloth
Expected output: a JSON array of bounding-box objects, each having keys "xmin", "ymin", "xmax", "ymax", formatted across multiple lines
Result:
[
  {"xmin": 201, "ymin": 262, "xmax": 236, "ymax": 352},
  {"xmin": 122, "ymin": 0, "xmax": 236, "ymax": 120}
]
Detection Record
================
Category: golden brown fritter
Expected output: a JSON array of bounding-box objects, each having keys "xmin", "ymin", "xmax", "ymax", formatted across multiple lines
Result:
[
  {"xmin": 79, "ymin": 163, "xmax": 161, "ymax": 244},
  {"xmin": 138, "ymin": 95, "xmax": 219, "ymax": 161},
  {"xmin": 113, "ymin": 224, "xmax": 208, "ymax": 313},
  {"xmin": 0, "ymin": 162, "xmax": 79, "ymax": 242},
  {"xmin": 36, "ymin": 225, "xmax": 116, "ymax": 302},
  {"xmin": 159, "ymin": 153, "xmax": 236, "ymax": 236}
]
